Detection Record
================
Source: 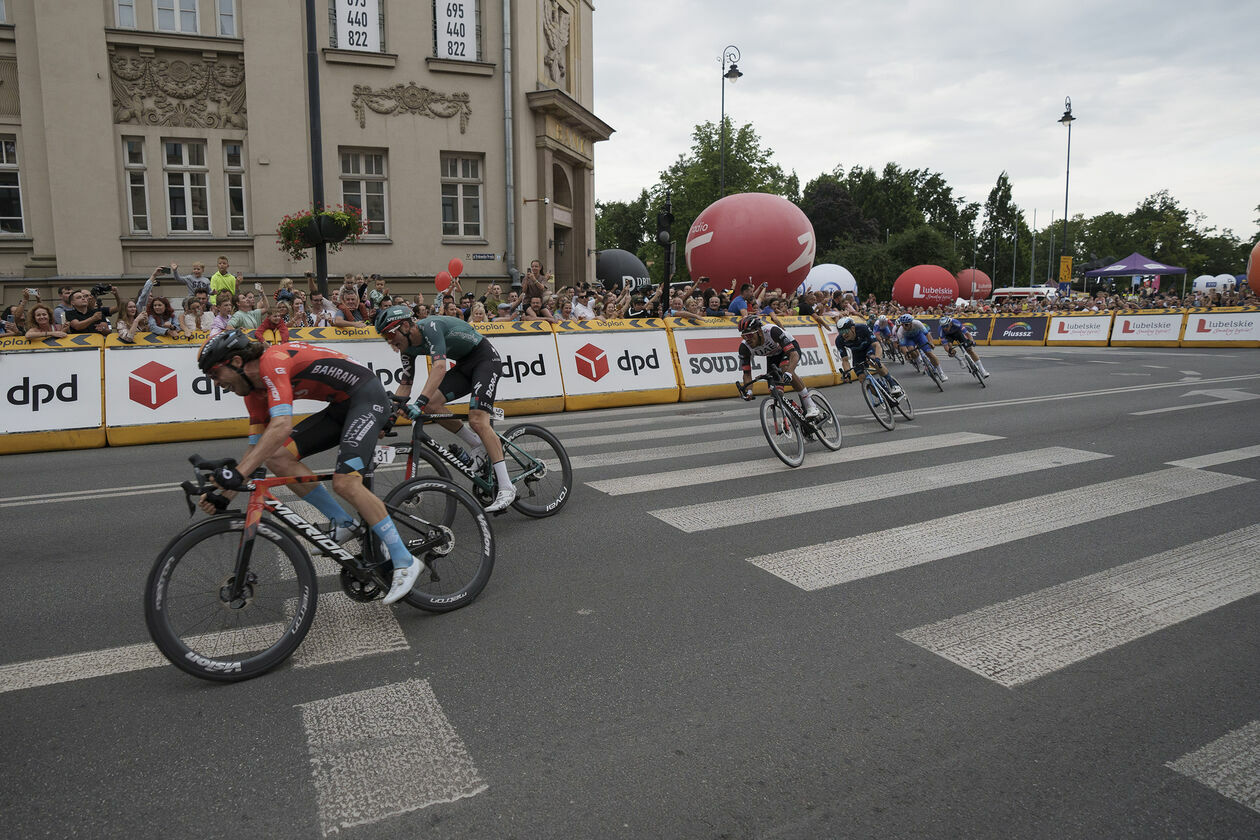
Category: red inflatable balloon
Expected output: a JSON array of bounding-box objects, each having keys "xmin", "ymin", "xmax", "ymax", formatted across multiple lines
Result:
[
  {"xmin": 892, "ymin": 265, "xmax": 958, "ymax": 307},
  {"xmin": 435, "ymin": 271, "xmax": 452, "ymax": 292},
  {"xmin": 1247, "ymin": 241, "xmax": 1259, "ymax": 289},
  {"xmin": 447, "ymin": 257, "xmax": 464, "ymax": 278},
  {"xmin": 956, "ymin": 268, "xmax": 992, "ymax": 300},
  {"xmin": 684, "ymin": 193, "xmax": 816, "ymax": 293}
]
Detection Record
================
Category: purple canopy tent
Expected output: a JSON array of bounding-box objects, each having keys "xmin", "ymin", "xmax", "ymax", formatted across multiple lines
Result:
[{"xmin": 1084, "ymin": 251, "xmax": 1187, "ymax": 296}]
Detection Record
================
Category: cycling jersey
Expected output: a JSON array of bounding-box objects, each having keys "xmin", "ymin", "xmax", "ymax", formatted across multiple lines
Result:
[
  {"xmin": 896, "ymin": 320, "xmax": 932, "ymax": 350},
  {"xmin": 835, "ymin": 322, "xmax": 876, "ymax": 354},
  {"xmin": 738, "ymin": 324, "xmax": 801, "ymax": 372},
  {"xmin": 398, "ymin": 315, "xmax": 486, "ymax": 385},
  {"xmin": 873, "ymin": 322, "xmax": 893, "ymax": 339},
  {"xmin": 939, "ymin": 319, "xmax": 975, "ymax": 346}
]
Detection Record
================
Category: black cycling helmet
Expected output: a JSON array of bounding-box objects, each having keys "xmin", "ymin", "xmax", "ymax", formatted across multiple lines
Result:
[
  {"xmin": 737, "ymin": 314, "xmax": 763, "ymax": 334},
  {"xmin": 197, "ymin": 329, "xmax": 253, "ymax": 373},
  {"xmin": 375, "ymin": 304, "xmax": 414, "ymax": 335}
]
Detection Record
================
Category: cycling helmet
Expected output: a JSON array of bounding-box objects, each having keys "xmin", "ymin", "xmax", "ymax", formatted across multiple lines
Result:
[
  {"xmin": 375, "ymin": 304, "xmax": 414, "ymax": 335},
  {"xmin": 737, "ymin": 314, "xmax": 763, "ymax": 334},
  {"xmin": 940, "ymin": 316, "xmax": 952, "ymax": 327},
  {"xmin": 197, "ymin": 329, "xmax": 253, "ymax": 373},
  {"xmin": 897, "ymin": 314, "xmax": 913, "ymax": 326},
  {"xmin": 875, "ymin": 315, "xmax": 888, "ymax": 325},
  {"xmin": 837, "ymin": 316, "xmax": 855, "ymax": 331}
]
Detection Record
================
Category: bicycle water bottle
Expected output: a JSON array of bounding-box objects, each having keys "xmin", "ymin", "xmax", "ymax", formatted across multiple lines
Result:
[{"xmin": 448, "ymin": 443, "xmax": 474, "ymax": 469}]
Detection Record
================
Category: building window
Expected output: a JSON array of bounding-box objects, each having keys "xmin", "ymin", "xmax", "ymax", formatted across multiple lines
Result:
[
  {"xmin": 0, "ymin": 135, "xmax": 23, "ymax": 234},
  {"xmin": 216, "ymin": 0, "xmax": 235, "ymax": 36},
  {"xmin": 328, "ymin": 0, "xmax": 386, "ymax": 52},
  {"xmin": 155, "ymin": 0, "xmax": 199, "ymax": 34},
  {"xmin": 224, "ymin": 141, "xmax": 246, "ymax": 233},
  {"xmin": 440, "ymin": 154, "xmax": 482, "ymax": 238},
  {"xmin": 123, "ymin": 138, "xmax": 150, "ymax": 234},
  {"xmin": 340, "ymin": 150, "xmax": 387, "ymax": 236},
  {"xmin": 0, "ymin": 1, "xmax": 7, "ymax": 24},
  {"xmin": 164, "ymin": 140, "xmax": 210, "ymax": 233},
  {"xmin": 115, "ymin": 0, "xmax": 136, "ymax": 28},
  {"xmin": 433, "ymin": 0, "xmax": 482, "ymax": 61}
]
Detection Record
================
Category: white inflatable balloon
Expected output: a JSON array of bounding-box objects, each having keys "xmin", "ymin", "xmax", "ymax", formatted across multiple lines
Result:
[{"xmin": 799, "ymin": 264, "xmax": 858, "ymax": 296}]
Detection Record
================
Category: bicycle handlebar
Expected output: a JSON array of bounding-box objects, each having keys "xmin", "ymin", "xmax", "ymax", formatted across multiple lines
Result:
[{"xmin": 182, "ymin": 454, "xmax": 237, "ymax": 516}]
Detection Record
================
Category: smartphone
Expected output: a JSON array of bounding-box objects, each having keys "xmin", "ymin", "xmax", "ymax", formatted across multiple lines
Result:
[
  {"xmin": 253, "ymin": 282, "xmax": 263, "ymax": 292},
  {"xmin": 156, "ymin": 266, "xmax": 170, "ymax": 274},
  {"xmin": 25, "ymin": 287, "xmax": 38, "ymax": 297}
]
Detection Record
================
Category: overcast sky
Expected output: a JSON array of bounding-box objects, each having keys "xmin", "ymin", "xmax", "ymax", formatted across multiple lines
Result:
[{"xmin": 591, "ymin": 1, "xmax": 1260, "ymax": 251}]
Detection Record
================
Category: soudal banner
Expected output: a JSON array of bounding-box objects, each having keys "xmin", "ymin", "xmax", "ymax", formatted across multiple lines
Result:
[
  {"xmin": 673, "ymin": 319, "xmax": 833, "ymax": 393},
  {"xmin": 1, "ymin": 337, "xmax": 104, "ymax": 435},
  {"xmin": 553, "ymin": 320, "xmax": 678, "ymax": 408},
  {"xmin": 1181, "ymin": 311, "xmax": 1260, "ymax": 346},
  {"xmin": 989, "ymin": 316, "xmax": 1049, "ymax": 345},
  {"xmin": 1109, "ymin": 312, "xmax": 1184, "ymax": 346},
  {"xmin": 1047, "ymin": 315, "xmax": 1112, "ymax": 346}
]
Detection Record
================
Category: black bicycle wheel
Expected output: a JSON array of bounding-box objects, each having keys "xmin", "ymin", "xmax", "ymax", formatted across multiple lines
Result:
[
  {"xmin": 970, "ymin": 357, "xmax": 987, "ymax": 388},
  {"xmin": 759, "ymin": 395, "xmax": 805, "ymax": 467},
  {"xmin": 890, "ymin": 376, "xmax": 915, "ymax": 420},
  {"xmin": 501, "ymin": 423, "xmax": 573, "ymax": 517},
  {"xmin": 926, "ymin": 360, "xmax": 945, "ymax": 392},
  {"xmin": 810, "ymin": 393, "xmax": 844, "ymax": 451},
  {"xmin": 144, "ymin": 515, "xmax": 317, "ymax": 682},
  {"xmin": 371, "ymin": 441, "xmax": 450, "ymax": 502},
  {"xmin": 862, "ymin": 379, "xmax": 896, "ymax": 431},
  {"xmin": 383, "ymin": 478, "xmax": 495, "ymax": 613}
]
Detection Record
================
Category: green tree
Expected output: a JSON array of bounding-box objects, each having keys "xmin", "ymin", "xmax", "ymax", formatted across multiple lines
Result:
[
  {"xmin": 840, "ymin": 163, "xmax": 924, "ymax": 237},
  {"xmin": 978, "ymin": 172, "xmax": 1034, "ymax": 286},
  {"xmin": 797, "ymin": 171, "xmax": 878, "ymax": 254},
  {"xmin": 595, "ymin": 191, "xmax": 650, "ymax": 254}
]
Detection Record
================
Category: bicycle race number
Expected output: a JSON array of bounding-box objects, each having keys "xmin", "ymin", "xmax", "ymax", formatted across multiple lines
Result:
[
  {"xmin": 437, "ymin": 0, "xmax": 477, "ymax": 61},
  {"xmin": 335, "ymin": 0, "xmax": 380, "ymax": 52}
]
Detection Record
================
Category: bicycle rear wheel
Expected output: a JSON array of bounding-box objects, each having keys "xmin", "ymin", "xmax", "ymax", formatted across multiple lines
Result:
[
  {"xmin": 810, "ymin": 393, "xmax": 844, "ymax": 451},
  {"xmin": 144, "ymin": 515, "xmax": 317, "ymax": 682},
  {"xmin": 760, "ymin": 395, "xmax": 805, "ymax": 467},
  {"xmin": 502, "ymin": 424, "xmax": 573, "ymax": 517},
  {"xmin": 862, "ymin": 379, "xmax": 896, "ymax": 431},
  {"xmin": 384, "ymin": 478, "xmax": 495, "ymax": 613}
]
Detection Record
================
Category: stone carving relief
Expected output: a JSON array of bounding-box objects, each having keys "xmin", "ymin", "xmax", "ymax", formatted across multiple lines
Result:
[
  {"xmin": 542, "ymin": 0, "xmax": 571, "ymax": 90},
  {"xmin": 351, "ymin": 83, "xmax": 471, "ymax": 132},
  {"xmin": 109, "ymin": 47, "xmax": 246, "ymax": 128}
]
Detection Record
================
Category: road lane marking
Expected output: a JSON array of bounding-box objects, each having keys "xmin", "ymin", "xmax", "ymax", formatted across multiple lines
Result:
[
  {"xmin": 748, "ymin": 468, "xmax": 1252, "ymax": 591},
  {"xmin": 1166, "ymin": 445, "xmax": 1260, "ymax": 470},
  {"xmin": 899, "ymin": 524, "xmax": 1260, "ymax": 687},
  {"xmin": 588, "ymin": 432, "xmax": 1003, "ymax": 497},
  {"xmin": 570, "ymin": 425, "xmax": 885, "ymax": 469},
  {"xmin": 298, "ymin": 679, "xmax": 487, "ymax": 836},
  {"xmin": 1167, "ymin": 720, "xmax": 1260, "ymax": 815},
  {"xmin": 1132, "ymin": 388, "xmax": 1260, "ymax": 416},
  {"xmin": 651, "ymin": 447, "xmax": 1106, "ymax": 532}
]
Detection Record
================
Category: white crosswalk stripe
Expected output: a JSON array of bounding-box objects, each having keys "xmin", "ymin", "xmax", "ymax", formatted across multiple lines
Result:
[
  {"xmin": 588, "ymin": 432, "xmax": 1003, "ymax": 497},
  {"xmin": 747, "ymin": 467, "xmax": 1252, "ymax": 591},
  {"xmin": 1167, "ymin": 720, "xmax": 1260, "ymax": 815},
  {"xmin": 651, "ymin": 446, "xmax": 1107, "ymax": 533},
  {"xmin": 899, "ymin": 523, "xmax": 1260, "ymax": 687},
  {"xmin": 570, "ymin": 424, "xmax": 885, "ymax": 469}
]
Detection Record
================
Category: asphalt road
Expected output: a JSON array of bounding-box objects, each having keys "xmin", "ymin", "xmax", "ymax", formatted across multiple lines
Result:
[{"xmin": 2, "ymin": 346, "xmax": 1258, "ymax": 840}]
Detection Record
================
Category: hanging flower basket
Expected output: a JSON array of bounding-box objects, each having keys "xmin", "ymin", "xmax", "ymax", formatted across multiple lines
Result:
[{"xmin": 275, "ymin": 204, "xmax": 366, "ymax": 260}]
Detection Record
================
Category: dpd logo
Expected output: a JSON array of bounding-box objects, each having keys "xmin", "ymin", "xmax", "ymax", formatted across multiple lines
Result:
[
  {"xmin": 129, "ymin": 361, "xmax": 178, "ymax": 409},
  {"xmin": 6, "ymin": 374, "xmax": 78, "ymax": 411},
  {"xmin": 574, "ymin": 343, "xmax": 609, "ymax": 382}
]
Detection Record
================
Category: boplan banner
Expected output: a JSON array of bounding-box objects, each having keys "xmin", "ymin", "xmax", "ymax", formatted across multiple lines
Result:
[
  {"xmin": 989, "ymin": 315, "xmax": 1049, "ymax": 345},
  {"xmin": 553, "ymin": 319, "xmax": 678, "ymax": 409},
  {"xmin": 1, "ymin": 334, "xmax": 104, "ymax": 437},
  {"xmin": 1047, "ymin": 314, "xmax": 1113, "ymax": 346},
  {"xmin": 1109, "ymin": 311, "xmax": 1184, "ymax": 346},
  {"xmin": 1180, "ymin": 310, "xmax": 1260, "ymax": 347}
]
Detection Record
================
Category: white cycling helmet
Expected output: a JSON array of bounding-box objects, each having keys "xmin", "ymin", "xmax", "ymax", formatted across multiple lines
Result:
[
  {"xmin": 897, "ymin": 314, "xmax": 913, "ymax": 326},
  {"xmin": 837, "ymin": 316, "xmax": 855, "ymax": 330},
  {"xmin": 939, "ymin": 316, "xmax": 952, "ymax": 327}
]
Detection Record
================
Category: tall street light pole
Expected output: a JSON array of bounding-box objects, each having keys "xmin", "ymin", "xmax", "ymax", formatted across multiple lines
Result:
[
  {"xmin": 719, "ymin": 45, "xmax": 742, "ymax": 197},
  {"xmin": 1059, "ymin": 96, "xmax": 1076, "ymax": 293},
  {"xmin": 304, "ymin": 0, "xmax": 328, "ymax": 295}
]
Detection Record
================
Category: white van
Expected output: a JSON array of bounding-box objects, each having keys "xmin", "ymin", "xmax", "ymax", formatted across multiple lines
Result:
[{"xmin": 990, "ymin": 285, "xmax": 1059, "ymax": 304}]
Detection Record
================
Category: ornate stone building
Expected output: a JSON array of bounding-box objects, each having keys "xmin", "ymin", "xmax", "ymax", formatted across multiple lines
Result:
[{"xmin": 0, "ymin": 0, "xmax": 611, "ymax": 291}]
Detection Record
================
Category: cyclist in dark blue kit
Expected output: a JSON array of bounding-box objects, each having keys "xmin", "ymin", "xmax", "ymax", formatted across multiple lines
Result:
[
  {"xmin": 938, "ymin": 316, "xmax": 990, "ymax": 378},
  {"xmin": 835, "ymin": 316, "xmax": 903, "ymax": 397}
]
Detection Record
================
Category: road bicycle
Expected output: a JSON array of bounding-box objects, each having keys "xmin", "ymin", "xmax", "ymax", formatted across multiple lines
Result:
[
  {"xmin": 144, "ymin": 455, "xmax": 494, "ymax": 682},
  {"xmin": 372, "ymin": 410, "xmax": 572, "ymax": 518},
  {"xmin": 741, "ymin": 367, "xmax": 843, "ymax": 467},
  {"xmin": 945, "ymin": 342, "xmax": 987, "ymax": 388},
  {"xmin": 859, "ymin": 359, "xmax": 915, "ymax": 431},
  {"xmin": 907, "ymin": 346, "xmax": 945, "ymax": 391},
  {"xmin": 880, "ymin": 336, "xmax": 905, "ymax": 365}
]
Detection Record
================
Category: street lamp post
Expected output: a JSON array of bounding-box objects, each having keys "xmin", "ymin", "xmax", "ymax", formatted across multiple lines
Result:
[
  {"xmin": 719, "ymin": 45, "xmax": 742, "ymax": 197},
  {"xmin": 1059, "ymin": 97, "xmax": 1076, "ymax": 292}
]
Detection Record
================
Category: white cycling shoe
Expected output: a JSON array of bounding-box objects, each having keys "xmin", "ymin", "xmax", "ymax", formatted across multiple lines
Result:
[
  {"xmin": 382, "ymin": 557, "xmax": 422, "ymax": 605},
  {"xmin": 804, "ymin": 404, "xmax": 822, "ymax": 420},
  {"xmin": 486, "ymin": 484, "xmax": 517, "ymax": 513}
]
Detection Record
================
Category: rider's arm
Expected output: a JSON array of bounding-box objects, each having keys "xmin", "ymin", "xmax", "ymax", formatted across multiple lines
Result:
[{"xmin": 234, "ymin": 414, "xmax": 293, "ymax": 477}]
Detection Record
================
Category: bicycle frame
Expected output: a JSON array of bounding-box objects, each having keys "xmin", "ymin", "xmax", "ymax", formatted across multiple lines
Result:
[{"xmin": 389, "ymin": 416, "xmax": 547, "ymax": 493}]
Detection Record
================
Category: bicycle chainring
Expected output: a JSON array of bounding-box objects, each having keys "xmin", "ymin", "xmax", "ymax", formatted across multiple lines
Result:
[{"xmin": 339, "ymin": 567, "xmax": 385, "ymax": 602}]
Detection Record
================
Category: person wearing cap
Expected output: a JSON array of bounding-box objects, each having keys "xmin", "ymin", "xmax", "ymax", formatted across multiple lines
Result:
[{"xmin": 493, "ymin": 302, "xmax": 514, "ymax": 322}]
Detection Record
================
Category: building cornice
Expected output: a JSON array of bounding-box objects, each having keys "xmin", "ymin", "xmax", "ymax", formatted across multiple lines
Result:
[{"xmin": 525, "ymin": 88, "xmax": 613, "ymax": 142}]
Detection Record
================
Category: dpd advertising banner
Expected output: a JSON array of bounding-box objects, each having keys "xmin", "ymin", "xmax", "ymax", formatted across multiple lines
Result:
[
  {"xmin": 1, "ymin": 334, "xmax": 105, "ymax": 451},
  {"xmin": 553, "ymin": 319, "xmax": 678, "ymax": 410}
]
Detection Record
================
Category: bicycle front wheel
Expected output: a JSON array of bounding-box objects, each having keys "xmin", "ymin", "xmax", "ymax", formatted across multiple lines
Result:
[
  {"xmin": 810, "ymin": 393, "xmax": 844, "ymax": 451},
  {"xmin": 862, "ymin": 379, "xmax": 896, "ymax": 431},
  {"xmin": 760, "ymin": 396, "xmax": 805, "ymax": 467},
  {"xmin": 970, "ymin": 358, "xmax": 987, "ymax": 388},
  {"xmin": 383, "ymin": 478, "xmax": 495, "ymax": 613},
  {"xmin": 927, "ymin": 362, "xmax": 944, "ymax": 392},
  {"xmin": 144, "ymin": 515, "xmax": 317, "ymax": 682},
  {"xmin": 502, "ymin": 423, "xmax": 573, "ymax": 518},
  {"xmin": 890, "ymin": 377, "xmax": 915, "ymax": 421}
]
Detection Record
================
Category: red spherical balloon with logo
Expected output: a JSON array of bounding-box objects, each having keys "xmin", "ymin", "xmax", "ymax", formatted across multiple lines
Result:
[
  {"xmin": 684, "ymin": 193, "xmax": 816, "ymax": 293},
  {"xmin": 1247, "ymin": 241, "xmax": 1259, "ymax": 289},
  {"xmin": 956, "ymin": 268, "xmax": 992, "ymax": 300},
  {"xmin": 891, "ymin": 265, "xmax": 959, "ymax": 307}
]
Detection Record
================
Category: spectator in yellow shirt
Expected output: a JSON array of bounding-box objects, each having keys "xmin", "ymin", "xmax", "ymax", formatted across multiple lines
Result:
[{"xmin": 209, "ymin": 255, "xmax": 238, "ymax": 296}]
